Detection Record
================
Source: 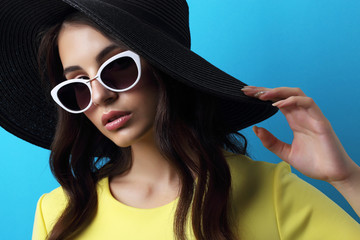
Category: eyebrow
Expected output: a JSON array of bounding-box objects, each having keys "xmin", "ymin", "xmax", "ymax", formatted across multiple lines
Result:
[{"xmin": 63, "ymin": 44, "xmax": 120, "ymax": 76}]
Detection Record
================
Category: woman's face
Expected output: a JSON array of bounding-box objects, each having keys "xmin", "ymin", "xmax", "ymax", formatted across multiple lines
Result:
[{"xmin": 57, "ymin": 23, "xmax": 159, "ymax": 147}]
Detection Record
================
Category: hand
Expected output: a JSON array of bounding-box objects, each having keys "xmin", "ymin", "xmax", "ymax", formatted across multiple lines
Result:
[{"xmin": 241, "ymin": 86, "xmax": 358, "ymax": 183}]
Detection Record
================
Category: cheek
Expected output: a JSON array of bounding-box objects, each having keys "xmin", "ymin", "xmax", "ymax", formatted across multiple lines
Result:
[
  {"xmin": 84, "ymin": 107, "xmax": 101, "ymax": 127},
  {"xmin": 129, "ymin": 87, "xmax": 158, "ymax": 121},
  {"xmin": 139, "ymin": 81, "xmax": 159, "ymax": 114},
  {"xmin": 138, "ymin": 66, "xmax": 160, "ymax": 101}
]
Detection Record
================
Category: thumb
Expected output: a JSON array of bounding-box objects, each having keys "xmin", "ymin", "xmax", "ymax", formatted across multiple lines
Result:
[{"xmin": 253, "ymin": 126, "xmax": 291, "ymax": 161}]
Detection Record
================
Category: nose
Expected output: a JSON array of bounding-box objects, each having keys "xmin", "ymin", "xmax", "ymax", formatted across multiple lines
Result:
[{"xmin": 90, "ymin": 78, "xmax": 118, "ymax": 107}]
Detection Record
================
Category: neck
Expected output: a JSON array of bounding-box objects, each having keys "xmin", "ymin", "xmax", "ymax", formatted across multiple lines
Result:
[
  {"xmin": 116, "ymin": 129, "xmax": 179, "ymax": 185},
  {"xmin": 109, "ymin": 129, "xmax": 181, "ymax": 208}
]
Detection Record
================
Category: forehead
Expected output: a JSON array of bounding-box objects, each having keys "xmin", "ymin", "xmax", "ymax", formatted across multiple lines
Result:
[{"xmin": 57, "ymin": 23, "xmax": 115, "ymax": 65}]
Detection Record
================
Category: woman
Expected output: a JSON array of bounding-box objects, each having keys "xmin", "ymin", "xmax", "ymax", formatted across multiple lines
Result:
[{"xmin": 0, "ymin": 0, "xmax": 359, "ymax": 239}]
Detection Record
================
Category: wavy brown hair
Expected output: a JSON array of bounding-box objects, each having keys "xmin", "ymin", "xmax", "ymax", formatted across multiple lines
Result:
[{"xmin": 38, "ymin": 12, "xmax": 247, "ymax": 240}]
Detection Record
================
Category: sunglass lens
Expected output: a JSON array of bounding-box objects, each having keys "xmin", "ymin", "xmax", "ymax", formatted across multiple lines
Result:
[
  {"xmin": 58, "ymin": 82, "xmax": 91, "ymax": 111},
  {"xmin": 101, "ymin": 56, "xmax": 138, "ymax": 90}
]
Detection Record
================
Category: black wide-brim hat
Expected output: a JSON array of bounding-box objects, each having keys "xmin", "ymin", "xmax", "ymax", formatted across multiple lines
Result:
[{"xmin": 0, "ymin": 0, "xmax": 277, "ymax": 149}]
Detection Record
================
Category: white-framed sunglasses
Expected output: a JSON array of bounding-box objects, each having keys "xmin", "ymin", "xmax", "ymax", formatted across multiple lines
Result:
[{"xmin": 51, "ymin": 50, "xmax": 141, "ymax": 114}]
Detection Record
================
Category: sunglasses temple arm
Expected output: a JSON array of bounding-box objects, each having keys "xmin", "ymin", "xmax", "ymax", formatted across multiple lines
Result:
[{"xmin": 86, "ymin": 76, "xmax": 98, "ymax": 84}]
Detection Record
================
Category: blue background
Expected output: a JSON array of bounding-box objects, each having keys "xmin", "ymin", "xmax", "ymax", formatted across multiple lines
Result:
[{"xmin": 1, "ymin": 0, "xmax": 359, "ymax": 239}]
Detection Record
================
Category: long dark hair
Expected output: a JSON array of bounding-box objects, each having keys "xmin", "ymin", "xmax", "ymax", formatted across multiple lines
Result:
[{"xmin": 38, "ymin": 12, "xmax": 248, "ymax": 240}]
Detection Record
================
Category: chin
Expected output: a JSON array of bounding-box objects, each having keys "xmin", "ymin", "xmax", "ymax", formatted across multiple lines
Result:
[
  {"xmin": 107, "ymin": 125, "xmax": 155, "ymax": 148},
  {"xmin": 107, "ymin": 133, "xmax": 136, "ymax": 148},
  {"xmin": 112, "ymin": 138, "xmax": 133, "ymax": 148}
]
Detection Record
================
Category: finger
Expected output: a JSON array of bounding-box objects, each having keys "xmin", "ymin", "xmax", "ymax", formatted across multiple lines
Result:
[
  {"xmin": 242, "ymin": 86, "xmax": 306, "ymax": 102},
  {"xmin": 259, "ymin": 87, "xmax": 307, "ymax": 102},
  {"xmin": 272, "ymin": 96, "xmax": 330, "ymax": 130},
  {"xmin": 241, "ymin": 86, "xmax": 272, "ymax": 97},
  {"xmin": 272, "ymin": 96, "xmax": 315, "ymax": 109},
  {"xmin": 253, "ymin": 126, "xmax": 291, "ymax": 161},
  {"xmin": 272, "ymin": 96, "xmax": 325, "ymax": 120}
]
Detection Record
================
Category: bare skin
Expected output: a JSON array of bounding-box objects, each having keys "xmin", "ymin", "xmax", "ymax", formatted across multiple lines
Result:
[
  {"xmin": 58, "ymin": 23, "xmax": 359, "ymax": 212},
  {"xmin": 109, "ymin": 128, "xmax": 181, "ymax": 209},
  {"xmin": 242, "ymin": 86, "xmax": 360, "ymax": 216},
  {"xmin": 58, "ymin": 23, "xmax": 180, "ymax": 209}
]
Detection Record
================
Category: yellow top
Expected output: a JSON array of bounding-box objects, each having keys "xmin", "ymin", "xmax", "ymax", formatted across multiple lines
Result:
[{"xmin": 32, "ymin": 152, "xmax": 360, "ymax": 239}]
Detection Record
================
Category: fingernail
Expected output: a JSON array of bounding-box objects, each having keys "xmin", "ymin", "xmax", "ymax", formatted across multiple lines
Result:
[
  {"xmin": 253, "ymin": 125, "xmax": 259, "ymax": 135},
  {"xmin": 272, "ymin": 100, "xmax": 283, "ymax": 107},
  {"xmin": 254, "ymin": 91, "xmax": 267, "ymax": 97},
  {"xmin": 241, "ymin": 86, "xmax": 252, "ymax": 91}
]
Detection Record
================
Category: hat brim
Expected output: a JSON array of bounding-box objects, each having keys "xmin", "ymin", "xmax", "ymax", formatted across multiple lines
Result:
[{"xmin": 0, "ymin": 0, "xmax": 277, "ymax": 149}]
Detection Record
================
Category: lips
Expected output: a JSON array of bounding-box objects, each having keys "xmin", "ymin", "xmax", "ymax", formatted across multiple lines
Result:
[{"xmin": 102, "ymin": 111, "xmax": 132, "ymax": 131}]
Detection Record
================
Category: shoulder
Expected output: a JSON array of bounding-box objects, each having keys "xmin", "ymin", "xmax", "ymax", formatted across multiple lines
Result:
[
  {"xmin": 225, "ymin": 151, "xmax": 289, "ymax": 172},
  {"xmin": 33, "ymin": 178, "xmax": 109, "ymax": 237},
  {"xmin": 40, "ymin": 186, "xmax": 68, "ymax": 211},
  {"xmin": 224, "ymin": 151, "xmax": 289, "ymax": 214},
  {"xmin": 224, "ymin": 151, "xmax": 360, "ymax": 239},
  {"xmin": 34, "ymin": 186, "xmax": 68, "ymax": 234},
  {"xmin": 41, "ymin": 186, "xmax": 68, "ymax": 208},
  {"xmin": 224, "ymin": 151, "xmax": 290, "ymax": 190},
  {"xmin": 224, "ymin": 151, "xmax": 289, "ymax": 238}
]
